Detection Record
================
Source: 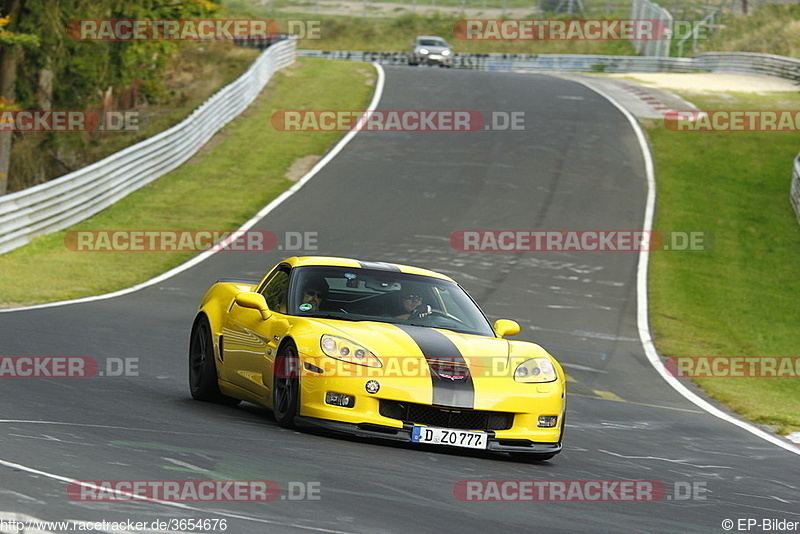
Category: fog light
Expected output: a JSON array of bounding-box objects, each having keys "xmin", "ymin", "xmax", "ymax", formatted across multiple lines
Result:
[
  {"xmin": 325, "ymin": 392, "xmax": 355, "ymax": 408},
  {"xmin": 538, "ymin": 415, "xmax": 558, "ymax": 428}
]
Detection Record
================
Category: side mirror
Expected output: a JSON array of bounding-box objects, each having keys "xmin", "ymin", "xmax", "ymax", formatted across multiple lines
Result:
[
  {"xmin": 493, "ymin": 319, "xmax": 520, "ymax": 338},
  {"xmin": 235, "ymin": 292, "xmax": 271, "ymax": 320}
]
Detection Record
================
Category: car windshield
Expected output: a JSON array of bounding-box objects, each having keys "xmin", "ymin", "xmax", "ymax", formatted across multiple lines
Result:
[
  {"xmin": 290, "ymin": 266, "xmax": 495, "ymax": 337},
  {"xmin": 419, "ymin": 39, "xmax": 447, "ymax": 47}
]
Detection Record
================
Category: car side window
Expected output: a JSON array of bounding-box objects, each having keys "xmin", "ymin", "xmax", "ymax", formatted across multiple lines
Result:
[{"xmin": 260, "ymin": 267, "xmax": 290, "ymax": 313}]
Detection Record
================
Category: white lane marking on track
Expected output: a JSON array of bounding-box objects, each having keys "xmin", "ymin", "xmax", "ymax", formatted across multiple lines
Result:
[
  {"xmin": 0, "ymin": 63, "xmax": 387, "ymax": 314},
  {"xmin": 567, "ymin": 76, "xmax": 800, "ymax": 457},
  {"xmin": 0, "ymin": 419, "xmax": 286, "ymax": 440},
  {"xmin": 598, "ymin": 449, "xmax": 733, "ymax": 469},
  {"xmin": 162, "ymin": 458, "xmax": 213, "ymax": 473},
  {"xmin": 0, "ymin": 498, "xmax": 362, "ymax": 534}
]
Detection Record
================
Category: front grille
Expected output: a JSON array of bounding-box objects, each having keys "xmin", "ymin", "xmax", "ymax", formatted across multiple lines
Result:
[{"xmin": 380, "ymin": 400, "xmax": 513, "ymax": 431}]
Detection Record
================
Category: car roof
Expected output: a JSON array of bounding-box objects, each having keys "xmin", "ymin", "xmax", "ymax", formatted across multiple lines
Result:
[
  {"xmin": 282, "ymin": 256, "xmax": 455, "ymax": 282},
  {"xmin": 416, "ymin": 35, "xmax": 447, "ymax": 42}
]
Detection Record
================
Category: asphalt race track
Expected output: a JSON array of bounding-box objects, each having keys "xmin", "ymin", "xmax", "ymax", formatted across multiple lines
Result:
[{"xmin": 1, "ymin": 66, "xmax": 798, "ymax": 534}]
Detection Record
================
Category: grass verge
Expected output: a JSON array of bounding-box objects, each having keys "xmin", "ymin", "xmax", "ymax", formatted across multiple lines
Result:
[
  {"xmin": 282, "ymin": 14, "xmax": 636, "ymax": 54},
  {"xmin": 644, "ymin": 91, "xmax": 800, "ymax": 434},
  {"xmin": 221, "ymin": 1, "xmax": 637, "ymax": 55},
  {"xmin": 696, "ymin": 4, "xmax": 800, "ymax": 59},
  {"xmin": 0, "ymin": 58, "xmax": 376, "ymax": 307}
]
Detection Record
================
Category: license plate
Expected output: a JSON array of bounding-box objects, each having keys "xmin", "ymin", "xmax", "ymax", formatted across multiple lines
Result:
[
  {"xmin": 412, "ymin": 426, "xmax": 488, "ymax": 449},
  {"xmin": 429, "ymin": 54, "xmax": 442, "ymax": 60}
]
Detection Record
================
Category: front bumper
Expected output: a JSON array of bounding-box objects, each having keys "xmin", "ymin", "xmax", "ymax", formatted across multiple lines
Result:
[
  {"xmin": 412, "ymin": 53, "xmax": 452, "ymax": 66},
  {"xmin": 295, "ymin": 351, "xmax": 566, "ymax": 448},
  {"xmin": 296, "ymin": 416, "xmax": 563, "ymax": 455}
]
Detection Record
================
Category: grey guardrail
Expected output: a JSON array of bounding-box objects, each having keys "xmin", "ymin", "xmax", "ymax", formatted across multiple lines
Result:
[
  {"xmin": 693, "ymin": 52, "xmax": 800, "ymax": 82},
  {"xmin": 0, "ymin": 37, "xmax": 297, "ymax": 255},
  {"xmin": 792, "ymin": 154, "xmax": 800, "ymax": 226},
  {"xmin": 298, "ymin": 50, "xmax": 800, "ymax": 81},
  {"xmin": 298, "ymin": 50, "xmax": 697, "ymax": 73}
]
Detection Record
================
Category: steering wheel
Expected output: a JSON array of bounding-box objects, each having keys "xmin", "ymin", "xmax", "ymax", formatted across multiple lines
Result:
[
  {"xmin": 409, "ymin": 305, "xmax": 448, "ymax": 320},
  {"xmin": 408, "ymin": 305, "xmax": 467, "ymax": 327},
  {"xmin": 408, "ymin": 304, "xmax": 432, "ymax": 319}
]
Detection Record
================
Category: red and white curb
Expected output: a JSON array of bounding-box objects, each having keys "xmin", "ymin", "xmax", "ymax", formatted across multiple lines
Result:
[
  {"xmin": 620, "ymin": 84, "xmax": 677, "ymax": 116},
  {"xmin": 618, "ymin": 84, "xmax": 708, "ymax": 123}
]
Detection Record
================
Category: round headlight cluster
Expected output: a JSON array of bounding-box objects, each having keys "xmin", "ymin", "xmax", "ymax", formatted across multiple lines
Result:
[
  {"xmin": 320, "ymin": 335, "xmax": 381, "ymax": 368},
  {"xmin": 514, "ymin": 357, "xmax": 557, "ymax": 383},
  {"xmin": 321, "ymin": 336, "xmax": 336, "ymax": 353}
]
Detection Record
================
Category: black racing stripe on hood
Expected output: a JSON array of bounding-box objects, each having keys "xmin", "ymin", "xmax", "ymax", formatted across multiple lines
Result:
[
  {"xmin": 395, "ymin": 324, "xmax": 474, "ymax": 409},
  {"xmin": 357, "ymin": 261, "xmax": 401, "ymax": 272}
]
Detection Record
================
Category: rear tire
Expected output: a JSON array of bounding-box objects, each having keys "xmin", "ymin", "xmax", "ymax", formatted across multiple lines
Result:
[
  {"xmin": 189, "ymin": 316, "xmax": 240, "ymax": 406},
  {"xmin": 273, "ymin": 341, "xmax": 300, "ymax": 428}
]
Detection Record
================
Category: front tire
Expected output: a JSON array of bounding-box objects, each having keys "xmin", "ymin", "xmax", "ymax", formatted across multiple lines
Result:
[
  {"xmin": 273, "ymin": 341, "xmax": 300, "ymax": 428},
  {"xmin": 189, "ymin": 315, "xmax": 240, "ymax": 406}
]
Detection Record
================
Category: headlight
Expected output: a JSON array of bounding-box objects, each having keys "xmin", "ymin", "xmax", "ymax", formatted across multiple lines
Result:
[
  {"xmin": 320, "ymin": 335, "xmax": 382, "ymax": 368},
  {"xmin": 514, "ymin": 357, "xmax": 557, "ymax": 383},
  {"xmin": 419, "ymin": 48, "xmax": 429, "ymax": 54},
  {"xmin": 441, "ymin": 49, "xmax": 451, "ymax": 56}
]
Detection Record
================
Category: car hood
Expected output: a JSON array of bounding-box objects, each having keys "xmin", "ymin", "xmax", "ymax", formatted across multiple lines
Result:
[
  {"xmin": 306, "ymin": 318, "xmax": 511, "ymax": 366},
  {"xmin": 416, "ymin": 45, "xmax": 450, "ymax": 53},
  {"xmin": 296, "ymin": 318, "xmax": 553, "ymax": 409}
]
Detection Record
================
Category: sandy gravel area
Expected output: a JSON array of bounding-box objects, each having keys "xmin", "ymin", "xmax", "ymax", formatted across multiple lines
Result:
[{"xmin": 608, "ymin": 73, "xmax": 799, "ymax": 93}]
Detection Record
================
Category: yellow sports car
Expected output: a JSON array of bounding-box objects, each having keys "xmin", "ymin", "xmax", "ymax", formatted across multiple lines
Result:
[{"xmin": 189, "ymin": 256, "xmax": 566, "ymax": 461}]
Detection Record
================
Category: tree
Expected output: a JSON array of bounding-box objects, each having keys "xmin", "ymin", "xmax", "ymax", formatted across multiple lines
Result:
[
  {"xmin": 0, "ymin": 0, "xmax": 221, "ymax": 195},
  {"xmin": 0, "ymin": 0, "xmax": 38, "ymax": 195}
]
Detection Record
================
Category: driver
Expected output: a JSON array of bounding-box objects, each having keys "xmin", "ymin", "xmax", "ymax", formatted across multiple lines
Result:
[
  {"xmin": 300, "ymin": 278, "xmax": 328, "ymax": 312},
  {"xmin": 395, "ymin": 293, "xmax": 430, "ymax": 320}
]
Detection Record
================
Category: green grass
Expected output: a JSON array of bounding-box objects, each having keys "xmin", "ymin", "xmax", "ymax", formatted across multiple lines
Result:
[
  {"xmin": 227, "ymin": 0, "xmax": 634, "ymax": 15},
  {"xmin": 695, "ymin": 4, "xmax": 800, "ymax": 59},
  {"xmin": 0, "ymin": 58, "xmax": 376, "ymax": 307},
  {"xmin": 222, "ymin": 0, "xmax": 638, "ymax": 55},
  {"xmin": 280, "ymin": 12, "xmax": 637, "ymax": 54},
  {"xmin": 645, "ymin": 91, "xmax": 800, "ymax": 434}
]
